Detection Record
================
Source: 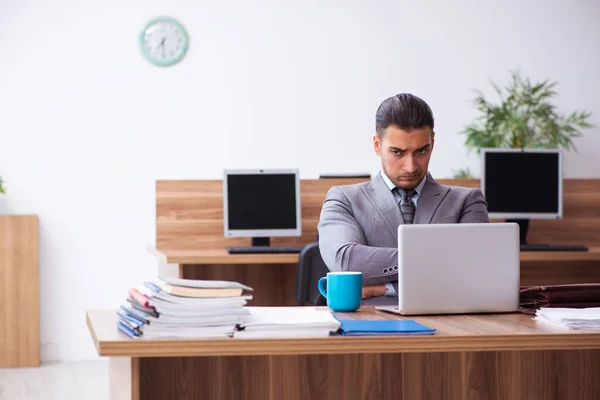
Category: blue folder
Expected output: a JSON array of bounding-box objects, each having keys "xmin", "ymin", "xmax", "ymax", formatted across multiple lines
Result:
[
  {"xmin": 116, "ymin": 321, "xmax": 140, "ymax": 339},
  {"xmin": 337, "ymin": 319, "xmax": 436, "ymax": 336}
]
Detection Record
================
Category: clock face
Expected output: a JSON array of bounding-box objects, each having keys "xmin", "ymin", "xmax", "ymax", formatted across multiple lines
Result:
[{"xmin": 140, "ymin": 17, "xmax": 189, "ymax": 67}]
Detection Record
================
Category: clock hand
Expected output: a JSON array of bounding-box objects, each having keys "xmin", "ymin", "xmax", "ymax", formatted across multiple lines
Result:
[{"xmin": 157, "ymin": 37, "xmax": 166, "ymax": 59}]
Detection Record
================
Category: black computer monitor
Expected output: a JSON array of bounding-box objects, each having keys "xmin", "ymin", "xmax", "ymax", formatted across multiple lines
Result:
[
  {"xmin": 480, "ymin": 148, "xmax": 582, "ymax": 250},
  {"xmin": 481, "ymin": 148, "xmax": 562, "ymax": 220},
  {"xmin": 223, "ymin": 169, "xmax": 301, "ymax": 248}
]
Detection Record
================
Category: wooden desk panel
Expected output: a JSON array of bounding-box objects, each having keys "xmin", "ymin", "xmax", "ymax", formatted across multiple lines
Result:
[
  {"xmin": 522, "ymin": 260, "xmax": 600, "ymax": 286},
  {"xmin": 156, "ymin": 178, "xmax": 368, "ymax": 250},
  {"xmin": 157, "ymin": 178, "xmax": 600, "ymax": 251},
  {"xmin": 451, "ymin": 178, "xmax": 600, "ymax": 247},
  {"xmin": 129, "ymin": 351, "xmax": 600, "ymax": 400},
  {"xmin": 0, "ymin": 215, "xmax": 39, "ymax": 368},
  {"xmin": 88, "ymin": 308, "xmax": 600, "ymax": 400},
  {"xmin": 181, "ymin": 263, "xmax": 298, "ymax": 306}
]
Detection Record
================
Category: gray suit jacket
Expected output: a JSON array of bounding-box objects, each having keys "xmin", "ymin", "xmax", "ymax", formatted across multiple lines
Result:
[{"xmin": 317, "ymin": 172, "xmax": 489, "ymax": 288}]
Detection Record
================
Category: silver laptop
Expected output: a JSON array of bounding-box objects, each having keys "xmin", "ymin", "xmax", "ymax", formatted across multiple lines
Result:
[{"xmin": 376, "ymin": 223, "xmax": 520, "ymax": 316}]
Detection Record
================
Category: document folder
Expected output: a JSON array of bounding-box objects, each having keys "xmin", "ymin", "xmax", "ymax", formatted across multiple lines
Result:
[
  {"xmin": 519, "ymin": 283, "xmax": 600, "ymax": 314},
  {"xmin": 337, "ymin": 319, "xmax": 436, "ymax": 336}
]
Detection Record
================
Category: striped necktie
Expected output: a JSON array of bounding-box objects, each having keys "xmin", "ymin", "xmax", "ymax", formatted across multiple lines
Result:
[{"xmin": 395, "ymin": 188, "xmax": 416, "ymax": 224}]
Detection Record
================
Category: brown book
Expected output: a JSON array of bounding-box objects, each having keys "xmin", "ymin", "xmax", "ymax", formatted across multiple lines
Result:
[
  {"xmin": 160, "ymin": 284, "xmax": 244, "ymax": 298},
  {"xmin": 153, "ymin": 276, "xmax": 253, "ymax": 298}
]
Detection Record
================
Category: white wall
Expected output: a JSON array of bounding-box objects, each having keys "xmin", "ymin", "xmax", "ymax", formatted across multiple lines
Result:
[{"xmin": 0, "ymin": 0, "xmax": 598, "ymax": 361}]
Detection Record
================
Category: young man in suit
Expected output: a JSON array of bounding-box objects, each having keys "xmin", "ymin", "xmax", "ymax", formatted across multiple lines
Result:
[{"xmin": 317, "ymin": 93, "xmax": 489, "ymax": 305}]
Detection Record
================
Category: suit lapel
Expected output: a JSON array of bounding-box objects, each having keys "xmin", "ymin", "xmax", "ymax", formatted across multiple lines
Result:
[
  {"xmin": 361, "ymin": 173, "xmax": 404, "ymax": 240},
  {"xmin": 414, "ymin": 172, "xmax": 450, "ymax": 224}
]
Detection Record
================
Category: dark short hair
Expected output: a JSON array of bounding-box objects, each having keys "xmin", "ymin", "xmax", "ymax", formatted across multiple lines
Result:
[{"xmin": 375, "ymin": 93, "xmax": 434, "ymax": 136}]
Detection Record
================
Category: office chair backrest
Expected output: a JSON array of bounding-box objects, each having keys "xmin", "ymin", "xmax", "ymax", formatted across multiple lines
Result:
[{"xmin": 295, "ymin": 242, "xmax": 329, "ymax": 306}]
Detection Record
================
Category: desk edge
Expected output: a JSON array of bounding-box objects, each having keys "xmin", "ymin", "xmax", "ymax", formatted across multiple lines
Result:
[
  {"xmin": 86, "ymin": 313, "xmax": 102, "ymax": 355},
  {"xmin": 90, "ymin": 333, "xmax": 600, "ymax": 358},
  {"xmin": 146, "ymin": 245, "xmax": 168, "ymax": 264}
]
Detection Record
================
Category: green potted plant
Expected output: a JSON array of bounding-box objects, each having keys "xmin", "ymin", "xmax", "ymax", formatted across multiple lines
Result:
[{"xmin": 456, "ymin": 70, "xmax": 594, "ymax": 176}]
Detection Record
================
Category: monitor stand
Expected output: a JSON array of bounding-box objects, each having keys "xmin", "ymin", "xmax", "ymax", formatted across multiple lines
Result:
[
  {"xmin": 506, "ymin": 219, "xmax": 588, "ymax": 252},
  {"xmin": 251, "ymin": 237, "xmax": 271, "ymax": 247},
  {"xmin": 225, "ymin": 237, "xmax": 305, "ymax": 254}
]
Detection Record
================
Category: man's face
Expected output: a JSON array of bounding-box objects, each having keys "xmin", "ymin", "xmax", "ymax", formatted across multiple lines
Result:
[{"xmin": 373, "ymin": 125, "xmax": 435, "ymax": 190}]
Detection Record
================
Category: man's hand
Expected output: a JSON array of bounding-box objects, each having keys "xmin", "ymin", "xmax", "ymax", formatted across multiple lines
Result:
[{"xmin": 362, "ymin": 284, "xmax": 388, "ymax": 299}]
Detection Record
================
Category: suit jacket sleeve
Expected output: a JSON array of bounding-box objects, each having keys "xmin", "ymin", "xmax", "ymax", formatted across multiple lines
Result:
[
  {"xmin": 459, "ymin": 188, "xmax": 489, "ymax": 223},
  {"xmin": 317, "ymin": 186, "xmax": 398, "ymax": 285}
]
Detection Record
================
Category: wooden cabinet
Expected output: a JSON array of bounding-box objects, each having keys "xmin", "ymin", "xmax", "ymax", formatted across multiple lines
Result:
[{"xmin": 0, "ymin": 215, "xmax": 39, "ymax": 367}]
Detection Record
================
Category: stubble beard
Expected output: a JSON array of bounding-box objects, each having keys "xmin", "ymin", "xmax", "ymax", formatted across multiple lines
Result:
[{"xmin": 382, "ymin": 164, "xmax": 423, "ymax": 191}]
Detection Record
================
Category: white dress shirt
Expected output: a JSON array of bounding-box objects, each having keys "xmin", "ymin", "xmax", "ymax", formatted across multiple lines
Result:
[{"xmin": 380, "ymin": 170, "xmax": 426, "ymax": 296}]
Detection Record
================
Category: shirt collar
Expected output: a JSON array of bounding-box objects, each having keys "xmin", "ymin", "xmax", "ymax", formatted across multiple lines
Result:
[{"xmin": 380, "ymin": 170, "xmax": 426, "ymax": 196}]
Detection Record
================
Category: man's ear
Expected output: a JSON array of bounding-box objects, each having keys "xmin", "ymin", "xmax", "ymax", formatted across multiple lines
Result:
[
  {"xmin": 373, "ymin": 134, "xmax": 382, "ymax": 156},
  {"xmin": 430, "ymin": 131, "xmax": 435, "ymax": 151}
]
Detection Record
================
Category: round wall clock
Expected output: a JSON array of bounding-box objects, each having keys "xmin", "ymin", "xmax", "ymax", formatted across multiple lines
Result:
[{"xmin": 139, "ymin": 16, "xmax": 189, "ymax": 67}]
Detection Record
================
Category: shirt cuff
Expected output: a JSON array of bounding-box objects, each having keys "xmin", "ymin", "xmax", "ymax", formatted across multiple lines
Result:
[{"xmin": 384, "ymin": 283, "xmax": 396, "ymax": 296}]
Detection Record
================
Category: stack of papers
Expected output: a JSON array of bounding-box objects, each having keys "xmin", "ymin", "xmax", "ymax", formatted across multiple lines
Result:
[
  {"xmin": 535, "ymin": 307, "xmax": 600, "ymax": 329},
  {"xmin": 235, "ymin": 307, "xmax": 341, "ymax": 338},
  {"xmin": 116, "ymin": 277, "xmax": 253, "ymax": 339}
]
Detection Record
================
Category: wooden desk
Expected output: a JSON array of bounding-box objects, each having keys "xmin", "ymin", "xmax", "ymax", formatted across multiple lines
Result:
[
  {"xmin": 87, "ymin": 307, "xmax": 600, "ymax": 400},
  {"xmin": 153, "ymin": 247, "xmax": 600, "ymax": 265},
  {"xmin": 150, "ymin": 247, "xmax": 300, "ymax": 265},
  {"xmin": 152, "ymin": 178, "xmax": 600, "ymax": 305},
  {"xmin": 149, "ymin": 246, "xmax": 600, "ymax": 305}
]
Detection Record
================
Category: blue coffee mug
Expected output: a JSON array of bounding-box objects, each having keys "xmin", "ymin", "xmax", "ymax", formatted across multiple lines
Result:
[{"xmin": 318, "ymin": 272, "xmax": 362, "ymax": 312}]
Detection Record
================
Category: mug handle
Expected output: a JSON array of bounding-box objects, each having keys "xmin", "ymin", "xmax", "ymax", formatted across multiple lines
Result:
[{"xmin": 318, "ymin": 277, "xmax": 328, "ymax": 299}]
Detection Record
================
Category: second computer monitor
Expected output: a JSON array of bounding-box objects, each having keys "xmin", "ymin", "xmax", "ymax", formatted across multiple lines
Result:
[
  {"xmin": 481, "ymin": 148, "xmax": 562, "ymax": 220},
  {"xmin": 223, "ymin": 169, "xmax": 301, "ymax": 246}
]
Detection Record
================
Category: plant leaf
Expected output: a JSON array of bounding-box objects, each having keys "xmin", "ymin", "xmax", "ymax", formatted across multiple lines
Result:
[{"xmin": 460, "ymin": 69, "xmax": 594, "ymax": 153}]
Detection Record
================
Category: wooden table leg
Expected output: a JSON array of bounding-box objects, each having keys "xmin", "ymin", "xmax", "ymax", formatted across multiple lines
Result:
[{"xmin": 110, "ymin": 357, "xmax": 140, "ymax": 400}]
